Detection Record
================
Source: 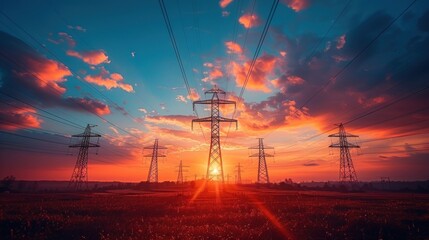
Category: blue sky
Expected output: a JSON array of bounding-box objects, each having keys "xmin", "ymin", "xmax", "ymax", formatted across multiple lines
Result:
[{"xmin": 1, "ymin": 0, "xmax": 429, "ymax": 182}]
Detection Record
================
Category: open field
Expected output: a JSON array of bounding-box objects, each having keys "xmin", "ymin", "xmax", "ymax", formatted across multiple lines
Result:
[{"xmin": 1, "ymin": 185, "xmax": 429, "ymax": 239}]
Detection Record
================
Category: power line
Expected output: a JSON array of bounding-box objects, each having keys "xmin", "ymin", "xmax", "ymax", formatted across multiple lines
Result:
[
  {"xmin": 261, "ymin": 0, "xmax": 419, "ymax": 140},
  {"xmin": 158, "ymin": 0, "xmax": 207, "ymax": 143},
  {"xmin": 344, "ymin": 85, "xmax": 429, "ymax": 125},
  {"xmin": 159, "ymin": 0, "xmax": 191, "ymax": 94},
  {"xmin": 239, "ymin": 0, "xmax": 279, "ymax": 99},
  {"xmin": 0, "ymin": 50, "xmax": 140, "ymax": 140},
  {"xmin": 306, "ymin": 0, "xmax": 351, "ymax": 61},
  {"xmin": 0, "ymin": 131, "xmax": 70, "ymax": 146},
  {"xmin": 298, "ymin": 0, "xmax": 417, "ymax": 110},
  {"xmin": 0, "ymin": 97, "xmax": 84, "ymax": 130},
  {"xmin": 0, "ymin": 9, "xmax": 142, "ymax": 140},
  {"xmin": 224, "ymin": 0, "xmax": 279, "ymax": 144}
]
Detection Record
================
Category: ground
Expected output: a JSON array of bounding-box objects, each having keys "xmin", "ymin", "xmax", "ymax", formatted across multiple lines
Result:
[{"xmin": 1, "ymin": 185, "xmax": 429, "ymax": 239}]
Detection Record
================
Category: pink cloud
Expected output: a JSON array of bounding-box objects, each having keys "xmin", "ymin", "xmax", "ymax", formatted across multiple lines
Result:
[
  {"xmin": 203, "ymin": 62, "xmax": 214, "ymax": 68},
  {"xmin": 239, "ymin": 14, "xmax": 261, "ymax": 29},
  {"xmin": 230, "ymin": 54, "xmax": 278, "ymax": 92},
  {"xmin": 287, "ymin": 75, "xmax": 305, "ymax": 85},
  {"xmin": 59, "ymin": 32, "xmax": 76, "ymax": 48},
  {"xmin": 176, "ymin": 95, "xmax": 187, "ymax": 103},
  {"xmin": 219, "ymin": 0, "xmax": 233, "ymax": 8},
  {"xmin": 282, "ymin": 0, "xmax": 310, "ymax": 12},
  {"xmin": 225, "ymin": 41, "xmax": 243, "ymax": 54},
  {"xmin": 337, "ymin": 34, "xmax": 346, "ymax": 49},
  {"xmin": 145, "ymin": 115, "xmax": 194, "ymax": 129},
  {"xmin": 187, "ymin": 88, "xmax": 200, "ymax": 101},
  {"xmin": 84, "ymin": 67, "xmax": 133, "ymax": 92},
  {"xmin": 0, "ymin": 106, "xmax": 42, "ymax": 130},
  {"xmin": 68, "ymin": 97, "xmax": 111, "ymax": 115},
  {"xmin": 21, "ymin": 57, "xmax": 72, "ymax": 95},
  {"xmin": 67, "ymin": 25, "xmax": 87, "ymax": 32},
  {"xmin": 67, "ymin": 49, "xmax": 110, "ymax": 65},
  {"xmin": 222, "ymin": 93, "xmax": 309, "ymax": 133},
  {"xmin": 202, "ymin": 62, "xmax": 224, "ymax": 82}
]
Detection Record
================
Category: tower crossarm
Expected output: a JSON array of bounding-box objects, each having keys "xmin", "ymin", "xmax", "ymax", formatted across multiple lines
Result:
[
  {"xmin": 249, "ymin": 153, "xmax": 274, "ymax": 157},
  {"xmin": 143, "ymin": 154, "xmax": 166, "ymax": 157},
  {"xmin": 329, "ymin": 143, "xmax": 360, "ymax": 148},
  {"xmin": 72, "ymin": 133, "xmax": 101, "ymax": 138},
  {"xmin": 217, "ymin": 117, "xmax": 238, "ymax": 129},
  {"xmin": 193, "ymin": 99, "xmax": 236, "ymax": 111},
  {"xmin": 328, "ymin": 133, "xmax": 359, "ymax": 137},
  {"xmin": 143, "ymin": 146, "xmax": 167, "ymax": 149},
  {"xmin": 69, "ymin": 143, "xmax": 100, "ymax": 148},
  {"xmin": 249, "ymin": 146, "xmax": 274, "ymax": 149},
  {"xmin": 205, "ymin": 87, "xmax": 226, "ymax": 95}
]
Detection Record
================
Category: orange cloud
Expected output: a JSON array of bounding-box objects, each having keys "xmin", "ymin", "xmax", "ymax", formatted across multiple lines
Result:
[
  {"xmin": 176, "ymin": 95, "xmax": 187, "ymax": 103},
  {"xmin": 202, "ymin": 62, "xmax": 224, "ymax": 82},
  {"xmin": 230, "ymin": 54, "xmax": 277, "ymax": 92},
  {"xmin": 84, "ymin": 67, "xmax": 133, "ymax": 92},
  {"xmin": 0, "ymin": 106, "xmax": 42, "ymax": 130},
  {"xmin": 22, "ymin": 57, "xmax": 72, "ymax": 95},
  {"xmin": 225, "ymin": 41, "xmax": 243, "ymax": 54},
  {"xmin": 239, "ymin": 14, "xmax": 261, "ymax": 29},
  {"xmin": 145, "ymin": 115, "xmax": 194, "ymax": 130},
  {"xmin": 67, "ymin": 49, "xmax": 110, "ymax": 65},
  {"xmin": 188, "ymin": 88, "xmax": 201, "ymax": 101},
  {"xmin": 219, "ymin": 0, "xmax": 233, "ymax": 8},
  {"xmin": 337, "ymin": 34, "xmax": 346, "ymax": 49},
  {"xmin": 282, "ymin": 0, "xmax": 310, "ymax": 12}
]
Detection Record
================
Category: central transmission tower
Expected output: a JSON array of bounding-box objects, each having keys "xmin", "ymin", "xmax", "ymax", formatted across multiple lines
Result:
[
  {"xmin": 144, "ymin": 139, "xmax": 166, "ymax": 183},
  {"xmin": 329, "ymin": 123, "xmax": 360, "ymax": 182},
  {"xmin": 249, "ymin": 138, "xmax": 273, "ymax": 184},
  {"xmin": 192, "ymin": 86, "xmax": 237, "ymax": 183},
  {"xmin": 235, "ymin": 163, "xmax": 242, "ymax": 184},
  {"xmin": 176, "ymin": 160, "xmax": 189, "ymax": 184},
  {"xmin": 69, "ymin": 124, "xmax": 101, "ymax": 190}
]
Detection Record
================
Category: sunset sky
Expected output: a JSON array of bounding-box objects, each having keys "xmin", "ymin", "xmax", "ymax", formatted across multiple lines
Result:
[{"xmin": 1, "ymin": 0, "xmax": 429, "ymax": 183}]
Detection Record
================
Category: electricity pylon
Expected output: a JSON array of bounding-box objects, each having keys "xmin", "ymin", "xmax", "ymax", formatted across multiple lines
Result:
[
  {"xmin": 192, "ymin": 86, "xmax": 237, "ymax": 183},
  {"xmin": 176, "ymin": 160, "xmax": 189, "ymax": 184},
  {"xmin": 249, "ymin": 138, "xmax": 273, "ymax": 184},
  {"xmin": 144, "ymin": 139, "xmax": 166, "ymax": 183},
  {"xmin": 235, "ymin": 163, "xmax": 242, "ymax": 184},
  {"xmin": 69, "ymin": 124, "xmax": 100, "ymax": 190},
  {"xmin": 329, "ymin": 123, "xmax": 360, "ymax": 182}
]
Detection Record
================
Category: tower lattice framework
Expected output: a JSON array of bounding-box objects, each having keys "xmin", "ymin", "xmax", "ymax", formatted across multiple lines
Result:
[
  {"xmin": 177, "ymin": 160, "xmax": 184, "ymax": 184},
  {"xmin": 144, "ymin": 139, "xmax": 166, "ymax": 183},
  {"xmin": 192, "ymin": 86, "xmax": 237, "ymax": 183},
  {"xmin": 249, "ymin": 138, "xmax": 273, "ymax": 184},
  {"xmin": 176, "ymin": 160, "xmax": 188, "ymax": 184},
  {"xmin": 329, "ymin": 123, "xmax": 360, "ymax": 182},
  {"xmin": 235, "ymin": 163, "xmax": 242, "ymax": 184},
  {"xmin": 69, "ymin": 124, "xmax": 100, "ymax": 190}
]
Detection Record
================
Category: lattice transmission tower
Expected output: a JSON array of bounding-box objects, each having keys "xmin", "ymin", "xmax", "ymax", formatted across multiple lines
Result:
[
  {"xmin": 235, "ymin": 163, "xmax": 242, "ymax": 184},
  {"xmin": 192, "ymin": 86, "xmax": 237, "ymax": 183},
  {"xmin": 329, "ymin": 123, "xmax": 360, "ymax": 182},
  {"xmin": 69, "ymin": 124, "xmax": 101, "ymax": 190},
  {"xmin": 249, "ymin": 138, "xmax": 273, "ymax": 184},
  {"xmin": 176, "ymin": 160, "xmax": 189, "ymax": 184},
  {"xmin": 144, "ymin": 139, "xmax": 166, "ymax": 183}
]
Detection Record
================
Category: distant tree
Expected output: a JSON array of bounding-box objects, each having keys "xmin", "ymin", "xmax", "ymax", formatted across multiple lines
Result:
[{"xmin": 1, "ymin": 175, "xmax": 16, "ymax": 190}]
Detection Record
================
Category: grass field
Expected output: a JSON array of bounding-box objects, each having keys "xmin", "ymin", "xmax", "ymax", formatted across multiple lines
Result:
[{"xmin": 1, "ymin": 185, "xmax": 429, "ymax": 239}]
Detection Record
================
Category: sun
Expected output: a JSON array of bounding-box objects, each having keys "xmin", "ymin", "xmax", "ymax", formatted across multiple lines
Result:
[{"xmin": 211, "ymin": 168, "xmax": 220, "ymax": 176}]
